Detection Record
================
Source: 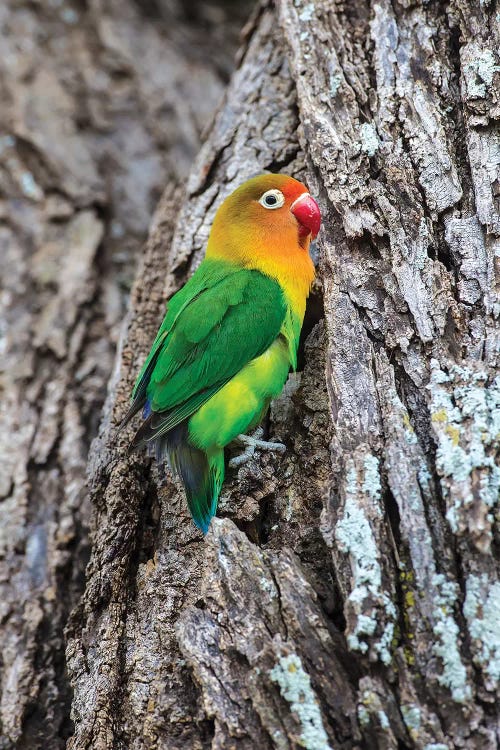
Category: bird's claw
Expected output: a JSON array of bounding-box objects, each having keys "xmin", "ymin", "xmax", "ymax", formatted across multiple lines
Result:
[{"xmin": 229, "ymin": 428, "xmax": 286, "ymax": 468}]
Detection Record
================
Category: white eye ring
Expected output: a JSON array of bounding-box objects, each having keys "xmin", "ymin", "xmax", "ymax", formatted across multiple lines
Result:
[{"xmin": 258, "ymin": 189, "xmax": 285, "ymax": 210}]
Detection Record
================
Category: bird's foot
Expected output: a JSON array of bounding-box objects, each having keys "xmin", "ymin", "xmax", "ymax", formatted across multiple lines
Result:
[{"xmin": 229, "ymin": 428, "xmax": 286, "ymax": 468}]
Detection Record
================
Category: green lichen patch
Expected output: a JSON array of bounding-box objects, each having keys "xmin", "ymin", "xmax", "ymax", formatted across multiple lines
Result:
[
  {"xmin": 335, "ymin": 458, "xmax": 395, "ymax": 665},
  {"xmin": 431, "ymin": 574, "xmax": 471, "ymax": 703},
  {"xmin": 464, "ymin": 574, "xmax": 500, "ymax": 691},
  {"xmin": 269, "ymin": 653, "xmax": 332, "ymax": 750},
  {"xmin": 360, "ymin": 123, "xmax": 380, "ymax": 156},
  {"xmin": 464, "ymin": 49, "xmax": 499, "ymax": 99},
  {"xmin": 362, "ymin": 454, "xmax": 382, "ymax": 501},
  {"xmin": 356, "ymin": 686, "xmax": 393, "ymax": 735},
  {"xmin": 428, "ymin": 361, "xmax": 500, "ymax": 552},
  {"xmin": 401, "ymin": 703, "xmax": 421, "ymax": 735}
]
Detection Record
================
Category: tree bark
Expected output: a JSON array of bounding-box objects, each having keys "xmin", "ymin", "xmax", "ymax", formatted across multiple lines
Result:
[
  {"xmin": 0, "ymin": 1, "xmax": 247, "ymax": 747},
  {"xmin": 3, "ymin": 0, "xmax": 499, "ymax": 747}
]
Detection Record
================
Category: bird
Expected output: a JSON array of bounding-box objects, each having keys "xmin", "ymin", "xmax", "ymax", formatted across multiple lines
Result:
[{"xmin": 121, "ymin": 173, "xmax": 321, "ymax": 534}]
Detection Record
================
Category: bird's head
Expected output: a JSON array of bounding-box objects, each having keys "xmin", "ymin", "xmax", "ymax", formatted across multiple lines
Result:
[{"xmin": 206, "ymin": 174, "xmax": 321, "ymax": 264}]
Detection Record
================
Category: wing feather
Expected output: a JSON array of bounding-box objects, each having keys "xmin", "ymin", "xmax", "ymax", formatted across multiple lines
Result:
[{"xmin": 125, "ymin": 263, "xmax": 286, "ymax": 446}]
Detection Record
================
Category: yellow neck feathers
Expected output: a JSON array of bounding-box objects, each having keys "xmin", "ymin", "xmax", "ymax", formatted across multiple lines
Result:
[{"xmin": 206, "ymin": 211, "xmax": 315, "ymax": 320}]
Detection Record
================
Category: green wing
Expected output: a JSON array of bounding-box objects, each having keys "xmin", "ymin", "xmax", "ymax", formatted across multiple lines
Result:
[
  {"xmin": 128, "ymin": 262, "xmax": 287, "ymax": 447},
  {"xmin": 130, "ymin": 260, "xmax": 230, "ymax": 402}
]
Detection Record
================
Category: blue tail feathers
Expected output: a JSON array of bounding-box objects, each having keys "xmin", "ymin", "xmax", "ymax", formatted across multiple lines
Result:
[{"xmin": 161, "ymin": 426, "xmax": 224, "ymax": 534}]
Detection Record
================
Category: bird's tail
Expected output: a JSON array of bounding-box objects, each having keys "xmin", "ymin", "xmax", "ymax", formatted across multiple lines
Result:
[{"xmin": 159, "ymin": 426, "xmax": 224, "ymax": 535}]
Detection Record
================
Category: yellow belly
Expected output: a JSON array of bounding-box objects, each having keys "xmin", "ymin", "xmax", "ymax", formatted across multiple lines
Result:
[{"xmin": 188, "ymin": 337, "xmax": 290, "ymax": 450}]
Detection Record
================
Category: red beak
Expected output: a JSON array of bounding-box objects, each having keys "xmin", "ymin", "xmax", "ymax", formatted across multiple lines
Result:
[{"xmin": 290, "ymin": 193, "xmax": 321, "ymax": 239}]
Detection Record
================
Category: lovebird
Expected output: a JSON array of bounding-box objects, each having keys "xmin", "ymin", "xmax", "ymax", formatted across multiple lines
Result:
[{"xmin": 122, "ymin": 174, "xmax": 321, "ymax": 534}]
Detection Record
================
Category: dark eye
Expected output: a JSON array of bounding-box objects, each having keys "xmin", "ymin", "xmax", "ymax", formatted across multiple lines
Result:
[{"xmin": 259, "ymin": 189, "xmax": 285, "ymax": 210}]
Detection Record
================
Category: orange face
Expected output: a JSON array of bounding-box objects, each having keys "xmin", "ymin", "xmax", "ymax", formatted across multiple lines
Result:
[{"xmin": 206, "ymin": 174, "xmax": 321, "ymax": 261}]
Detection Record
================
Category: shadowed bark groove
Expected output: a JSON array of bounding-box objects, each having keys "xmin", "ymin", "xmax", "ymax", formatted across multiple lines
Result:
[{"xmin": 69, "ymin": 0, "xmax": 499, "ymax": 747}]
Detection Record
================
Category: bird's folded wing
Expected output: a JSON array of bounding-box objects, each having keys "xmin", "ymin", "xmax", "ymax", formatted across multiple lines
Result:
[{"xmin": 125, "ymin": 268, "xmax": 287, "ymax": 446}]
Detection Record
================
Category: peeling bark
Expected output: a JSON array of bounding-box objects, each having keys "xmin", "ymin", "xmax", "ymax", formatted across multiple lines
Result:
[{"xmin": 2, "ymin": 0, "xmax": 499, "ymax": 748}]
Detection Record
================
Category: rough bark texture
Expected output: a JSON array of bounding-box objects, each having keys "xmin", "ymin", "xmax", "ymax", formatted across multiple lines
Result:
[
  {"xmin": 2, "ymin": 0, "xmax": 500, "ymax": 748},
  {"xmin": 0, "ymin": 1, "xmax": 247, "ymax": 747}
]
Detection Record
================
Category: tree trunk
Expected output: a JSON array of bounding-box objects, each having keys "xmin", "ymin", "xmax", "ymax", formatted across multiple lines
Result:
[
  {"xmin": 0, "ymin": 1, "xmax": 247, "ymax": 747},
  {"xmin": 3, "ymin": 0, "xmax": 499, "ymax": 747}
]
